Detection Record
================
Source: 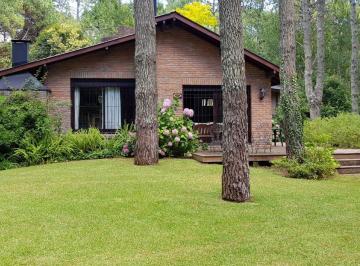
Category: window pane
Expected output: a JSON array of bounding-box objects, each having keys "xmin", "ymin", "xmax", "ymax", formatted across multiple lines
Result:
[
  {"xmin": 183, "ymin": 87, "xmax": 222, "ymax": 123},
  {"xmin": 79, "ymin": 88, "xmax": 103, "ymax": 129},
  {"xmin": 104, "ymin": 87, "xmax": 121, "ymax": 130}
]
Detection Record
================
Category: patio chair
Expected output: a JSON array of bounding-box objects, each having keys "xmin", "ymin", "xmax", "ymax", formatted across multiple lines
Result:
[{"xmin": 194, "ymin": 123, "xmax": 213, "ymax": 143}]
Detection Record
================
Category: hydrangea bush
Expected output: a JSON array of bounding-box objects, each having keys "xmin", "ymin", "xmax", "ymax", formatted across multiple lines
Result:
[{"xmin": 158, "ymin": 97, "xmax": 200, "ymax": 157}]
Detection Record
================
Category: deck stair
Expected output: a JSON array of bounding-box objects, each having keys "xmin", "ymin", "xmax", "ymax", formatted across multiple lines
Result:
[
  {"xmin": 193, "ymin": 147, "xmax": 360, "ymax": 175},
  {"xmin": 334, "ymin": 150, "xmax": 360, "ymax": 174}
]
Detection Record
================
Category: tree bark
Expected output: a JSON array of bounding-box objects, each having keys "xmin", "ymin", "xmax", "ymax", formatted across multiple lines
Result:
[
  {"xmin": 302, "ymin": 0, "xmax": 314, "ymax": 116},
  {"xmin": 279, "ymin": 0, "xmax": 304, "ymax": 160},
  {"xmin": 76, "ymin": 0, "xmax": 81, "ymax": 21},
  {"xmin": 350, "ymin": 0, "xmax": 359, "ymax": 113},
  {"xmin": 219, "ymin": 0, "xmax": 250, "ymax": 202},
  {"xmin": 134, "ymin": 0, "xmax": 159, "ymax": 165},
  {"xmin": 302, "ymin": 0, "xmax": 325, "ymax": 119},
  {"xmin": 313, "ymin": 0, "xmax": 325, "ymax": 118}
]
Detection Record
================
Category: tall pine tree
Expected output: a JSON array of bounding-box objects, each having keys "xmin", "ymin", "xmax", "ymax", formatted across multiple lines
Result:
[
  {"xmin": 279, "ymin": 0, "xmax": 304, "ymax": 160},
  {"xmin": 134, "ymin": 0, "xmax": 159, "ymax": 165},
  {"xmin": 219, "ymin": 0, "xmax": 250, "ymax": 202}
]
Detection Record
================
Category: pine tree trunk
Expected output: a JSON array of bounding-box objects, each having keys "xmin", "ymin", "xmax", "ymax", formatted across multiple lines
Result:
[
  {"xmin": 219, "ymin": 0, "xmax": 250, "ymax": 202},
  {"xmin": 302, "ymin": 0, "xmax": 314, "ymax": 116},
  {"xmin": 76, "ymin": 0, "xmax": 81, "ymax": 21},
  {"xmin": 134, "ymin": 0, "xmax": 159, "ymax": 165},
  {"xmin": 302, "ymin": 0, "xmax": 325, "ymax": 119},
  {"xmin": 350, "ymin": 0, "xmax": 359, "ymax": 113},
  {"xmin": 279, "ymin": 0, "xmax": 304, "ymax": 160},
  {"xmin": 313, "ymin": 0, "xmax": 325, "ymax": 118}
]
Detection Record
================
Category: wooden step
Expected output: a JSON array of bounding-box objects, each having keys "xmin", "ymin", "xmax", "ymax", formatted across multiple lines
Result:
[
  {"xmin": 192, "ymin": 151, "xmax": 286, "ymax": 163},
  {"xmin": 337, "ymin": 159, "xmax": 360, "ymax": 166},
  {"xmin": 337, "ymin": 166, "xmax": 360, "ymax": 175},
  {"xmin": 333, "ymin": 149, "xmax": 360, "ymax": 160},
  {"xmin": 192, "ymin": 152, "xmax": 222, "ymax": 163}
]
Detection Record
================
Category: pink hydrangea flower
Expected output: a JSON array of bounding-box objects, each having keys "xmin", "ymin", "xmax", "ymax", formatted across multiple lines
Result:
[
  {"xmin": 122, "ymin": 147, "xmax": 129, "ymax": 154},
  {"xmin": 158, "ymin": 149, "xmax": 166, "ymax": 156},
  {"xmin": 160, "ymin": 108, "xmax": 167, "ymax": 113},
  {"xmin": 188, "ymin": 109, "xmax": 194, "ymax": 117},
  {"xmin": 174, "ymin": 136, "xmax": 180, "ymax": 142},
  {"xmin": 123, "ymin": 144, "xmax": 128, "ymax": 149},
  {"xmin": 188, "ymin": 132, "xmax": 193, "ymax": 140},
  {"xmin": 181, "ymin": 126, "xmax": 187, "ymax": 132},
  {"xmin": 163, "ymin": 129, "xmax": 170, "ymax": 136},
  {"xmin": 168, "ymin": 141, "xmax": 173, "ymax": 147},
  {"xmin": 183, "ymin": 108, "xmax": 194, "ymax": 118},
  {"xmin": 183, "ymin": 108, "xmax": 190, "ymax": 116},
  {"xmin": 163, "ymin": 99, "xmax": 172, "ymax": 108},
  {"xmin": 172, "ymin": 129, "xmax": 178, "ymax": 135}
]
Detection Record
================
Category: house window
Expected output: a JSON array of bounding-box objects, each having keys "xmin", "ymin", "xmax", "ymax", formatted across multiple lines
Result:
[
  {"xmin": 183, "ymin": 86, "xmax": 222, "ymax": 123},
  {"xmin": 74, "ymin": 87, "xmax": 122, "ymax": 130},
  {"xmin": 183, "ymin": 85, "xmax": 252, "ymax": 142}
]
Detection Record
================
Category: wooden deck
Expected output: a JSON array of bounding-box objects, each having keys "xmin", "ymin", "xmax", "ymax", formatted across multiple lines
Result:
[
  {"xmin": 193, "ymin": 146, "xmax": 360, "ymax": 174},
  {"xmin": 193, "ymin": 146, "xmax": 287, "ymax": 163},
  {"xmin": 194, "ymin": 147, "xmax": 360, "ymax": 168}
]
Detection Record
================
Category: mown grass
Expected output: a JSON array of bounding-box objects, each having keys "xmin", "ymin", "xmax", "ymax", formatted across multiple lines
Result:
[{"xmin": 0, "ymin": 159, "xmax": 359, "ymax": 265}]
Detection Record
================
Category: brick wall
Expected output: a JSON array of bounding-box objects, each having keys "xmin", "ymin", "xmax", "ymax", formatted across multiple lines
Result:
[{"xmin": 45, "ymin": 25, "xmax": 273, "ymax": 139}]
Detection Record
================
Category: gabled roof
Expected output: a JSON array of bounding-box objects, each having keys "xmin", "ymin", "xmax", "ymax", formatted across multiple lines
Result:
[{"xmin": 0, "ymin": 12, "xmax": 279, "ymax": 78}]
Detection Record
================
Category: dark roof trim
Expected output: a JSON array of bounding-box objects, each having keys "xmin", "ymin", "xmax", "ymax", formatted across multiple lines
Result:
[{"xmin": 0, "ymin": 12, "xmax": 279, "ymax": 77}]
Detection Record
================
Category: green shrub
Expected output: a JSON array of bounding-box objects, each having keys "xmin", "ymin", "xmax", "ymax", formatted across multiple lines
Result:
[
  {"xmin": 109, "ymin": 124, "xmax": 136, "ymax": 157},
  {"xmin": 158, "ymin": 97, "xmax": 200, "ymax": 157},
  {"xmin": 63, "ymin": 128, "xmax": 106, "ymax": 155},
  {"xmin": 0, "ymin": 92, "xmax": 53, "ymax": 166},
  {"xmin": 273, "ymin": 146, "xmax": 339, "ymax": 179},
  {"xmin": 321, "ymin": 76, "xmax": 351, "ymax": 118},
  {"xmin": 304, "ymin": 113, "xmax": 360, "ymax": 148}
]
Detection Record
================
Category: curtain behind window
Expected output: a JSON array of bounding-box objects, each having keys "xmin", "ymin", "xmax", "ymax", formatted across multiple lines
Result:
[
  {"xmin": 74, "ymin": 88, "xmax": 80, "ymax": 130},
  {"xmin": 105, "ymin": 87, "xmax": 121, "ymax": 130}
]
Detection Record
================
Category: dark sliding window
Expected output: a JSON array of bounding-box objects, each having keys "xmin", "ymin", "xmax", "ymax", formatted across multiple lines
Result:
[
  {"xmin": 71, "ymin": 79, "xmax": 135, "ymax": 132},
  {"xmin": 78, "ymin": 88, "xmax": 103, "ymax": 129}
]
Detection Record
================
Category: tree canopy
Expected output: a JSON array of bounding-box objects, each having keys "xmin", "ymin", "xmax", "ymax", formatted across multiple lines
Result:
[
  {"xmin": 176, "ymin": 2, "xmax": 218, "ymax": 30},
  {"xmin": 30, "ymin": 21, "xmax": 91, "ymax": 60},
  {"xmin": 0, "ymin": 0, "xmax": 358, "ymax": 118}
]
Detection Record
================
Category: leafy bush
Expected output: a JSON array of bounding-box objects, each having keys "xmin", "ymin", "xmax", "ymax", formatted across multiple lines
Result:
[
  {"xmin": 0, "ymin": 93, "xmax": 201, "ymax": 170},
  {"xmin": 321, "ymin": 76, "xmax": 351, "ymax": 118},
  {"xmin": 64, "ymin": 128, "xmax": 106, "ymax": 154},
  {"xmin": 304, "ymin": 113, "xmax": 360, "ymax": 148},
  {"xmin": 273, "ymin": 146, "xmax": 339, "ymax": 179},
  {"xmin": 0, "ymin": 92, "xmax": 53, "ymax": 168},
  {"xmin": 109, "ymin": 124, "xmax": 136, "ymax": 157},
  {"xmin": 158, "ymin": 97, "xmax": 200, "ymax": 157}
]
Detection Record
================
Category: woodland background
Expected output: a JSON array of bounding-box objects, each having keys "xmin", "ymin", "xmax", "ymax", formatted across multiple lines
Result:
[{"xmin": 0, "ymin": 0, "xmax": 357, "ymax": 117}]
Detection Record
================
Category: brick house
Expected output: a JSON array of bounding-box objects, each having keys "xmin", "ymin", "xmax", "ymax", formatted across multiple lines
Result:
[{"xmin": 0, "ymin": 12, "xmax": 280, "ymax": 142}]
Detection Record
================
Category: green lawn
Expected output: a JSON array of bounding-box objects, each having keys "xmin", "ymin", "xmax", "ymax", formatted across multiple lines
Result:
[{"xmin": 0, "ymin": 159, "xmax": 359, "ymax": 265}]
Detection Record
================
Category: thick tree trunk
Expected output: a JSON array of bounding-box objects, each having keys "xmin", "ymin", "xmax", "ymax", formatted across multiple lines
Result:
[
  {"xmin": 302, "ymin": 0, "xmax": 325, "ymax": 119},
  {"xmin": 134, "ymin": 0, "xmax": 159, "ymax": 165},
  {"xmin": 313, "ymin": 0, "xmax": 325, "ymax": 118},
  {"xmin": 279, "ymin": 0, "xmax": 304, "ymax": 160},
  {"xmin": 219, "ymin": 0, "xmax": 250, "ymax": 202},
  {"xmin": 350, "ymin": 0, "xmax": 359, "ymax": 113}
]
